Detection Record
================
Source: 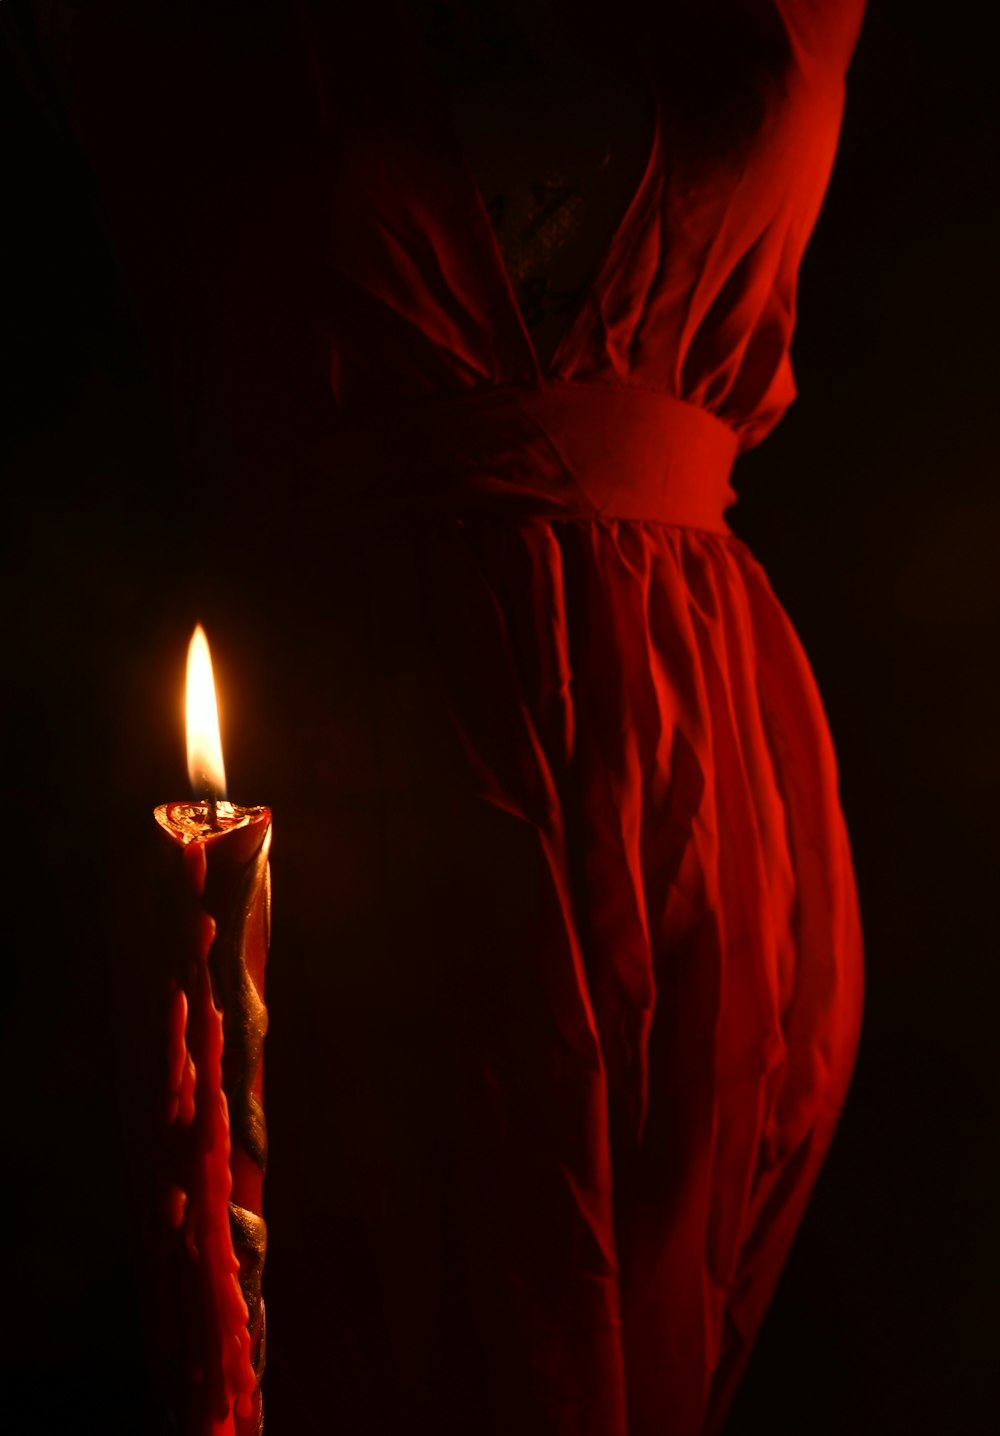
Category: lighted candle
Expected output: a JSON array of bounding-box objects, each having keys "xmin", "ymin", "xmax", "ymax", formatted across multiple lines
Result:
[{"xmin": 153, "ymin": 625, "xmax": 271, "ymax": 1435}]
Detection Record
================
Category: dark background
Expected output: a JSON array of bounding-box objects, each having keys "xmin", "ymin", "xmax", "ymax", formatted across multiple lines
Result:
[{"xmin": 2, "ymin": 3, "xmax": 996, "ymax": 1432}]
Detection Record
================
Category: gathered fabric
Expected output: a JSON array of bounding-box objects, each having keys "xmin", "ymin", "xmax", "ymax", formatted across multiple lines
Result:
[{"xmin": 303, "ymin": 479, "xmax": 863, "ymax": 1436}]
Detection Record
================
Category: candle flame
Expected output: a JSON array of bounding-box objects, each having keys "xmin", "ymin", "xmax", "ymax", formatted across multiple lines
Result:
[{"xmin": 185, "ymin": 625, "xmax": 227, "ymax": 799}]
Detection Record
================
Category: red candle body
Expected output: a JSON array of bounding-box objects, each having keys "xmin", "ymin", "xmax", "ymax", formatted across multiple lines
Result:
[{"xmin": 154, "ymin": 802, "xmax": 271, "ymax": 1436}]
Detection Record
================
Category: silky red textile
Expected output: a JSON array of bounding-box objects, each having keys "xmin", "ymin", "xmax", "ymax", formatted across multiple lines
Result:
[{"xmin": 66, "ymin": 2, "xmax": 865, "ymax": 1432}]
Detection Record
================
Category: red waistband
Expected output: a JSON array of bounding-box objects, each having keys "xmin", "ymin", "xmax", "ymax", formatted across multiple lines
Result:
[{"xmin": 325, "ymin": 383, "xmax": 739, "ymax": 533}]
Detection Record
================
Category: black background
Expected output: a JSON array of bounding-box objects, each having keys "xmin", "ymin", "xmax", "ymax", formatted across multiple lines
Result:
[{"xmin": 2, "ymin": 3, "xmax": 997, "ymax": 1432}]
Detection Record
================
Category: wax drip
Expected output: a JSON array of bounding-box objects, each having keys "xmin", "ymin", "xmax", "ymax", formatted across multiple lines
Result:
[{"xmin": 208, "ymin": 824, "xmax": 272, "ymax": 1411}]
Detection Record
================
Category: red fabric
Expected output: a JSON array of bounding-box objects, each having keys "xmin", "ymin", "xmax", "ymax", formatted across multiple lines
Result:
[
  {"xmin": 322, "ymin": 385, "xmax": 740, "ymax": 529},
  {"xmin": 279, "ymin": 4, "xmax": 866, "ymax": 1431},
  {"xmin": 68, "ymin": 2, "xmax": 866, "ymax": 1431},
  {"xmin": 291, "ymin": 8, "xmax": 867, "ymax": 1424}
]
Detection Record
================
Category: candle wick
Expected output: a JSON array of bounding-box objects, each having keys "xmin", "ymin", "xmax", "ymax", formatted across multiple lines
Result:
[{"xmin": 196, "ymin": 767, "xmax": 222, "ymax": 830}]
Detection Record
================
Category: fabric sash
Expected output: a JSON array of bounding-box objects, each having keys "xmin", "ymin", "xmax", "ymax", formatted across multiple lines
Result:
[{"xmin": 325, "ymin": 382, "xmax": 739, "ymax": 533}]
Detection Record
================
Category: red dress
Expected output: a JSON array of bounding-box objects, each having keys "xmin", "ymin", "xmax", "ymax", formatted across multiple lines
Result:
[{"xmin": 67, "ymin": 2, "xmax": 865, "ymax": 1432}]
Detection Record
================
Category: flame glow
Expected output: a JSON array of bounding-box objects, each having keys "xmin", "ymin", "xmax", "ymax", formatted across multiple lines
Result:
[{"xmin": 185, "ymin": 625, "xmax": 227, "ymax": 799}]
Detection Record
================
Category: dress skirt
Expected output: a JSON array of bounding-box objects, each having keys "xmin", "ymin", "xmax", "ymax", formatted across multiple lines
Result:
[{"xmin": 263, "ymin": 385, "xmax": 864, "ymax": 1436}]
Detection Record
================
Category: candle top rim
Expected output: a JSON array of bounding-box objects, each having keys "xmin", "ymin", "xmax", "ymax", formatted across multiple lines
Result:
[{"xmin": 155, "ymin": 801, "xmax": 270, "ymax": 844}]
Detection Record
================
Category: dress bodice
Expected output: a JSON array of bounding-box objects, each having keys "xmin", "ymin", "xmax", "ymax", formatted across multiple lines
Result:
[
  {"xmin": 57, "ymin": 0, "xmax": 865, "ymax": 496},
  {"xmin": 317, "ymin": 0, "xmax": 865, "ymax": 452},
  {"xmin": 402, "ymin": 0, "xmax": 659, "ymax": 371}
]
